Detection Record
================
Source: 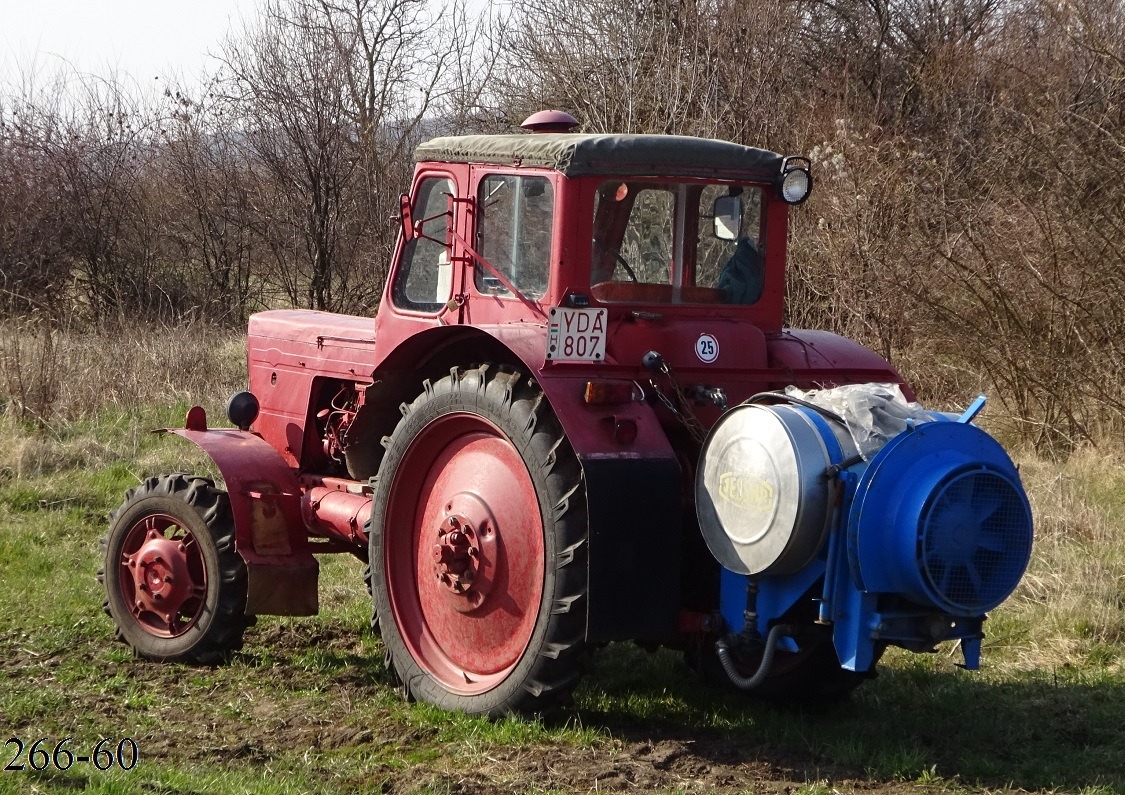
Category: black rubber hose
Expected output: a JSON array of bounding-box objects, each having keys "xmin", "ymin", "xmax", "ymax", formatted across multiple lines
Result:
[
  {"xmin": 714, "ymin": 624, "xmax": 799, "ymax": 691},
  {"xmin": 746, "ymin": 391, "xmax": 847, "ymax": 425}
]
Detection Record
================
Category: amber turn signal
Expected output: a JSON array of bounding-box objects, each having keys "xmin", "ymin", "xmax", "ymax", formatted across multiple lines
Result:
[{"xmin": 584, "ymin": 380, "xmax": 638, "ymax": 405}]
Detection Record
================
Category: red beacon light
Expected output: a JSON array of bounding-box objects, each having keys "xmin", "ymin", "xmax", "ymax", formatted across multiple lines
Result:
[{"xmin": 520, "ymin": 110, "xmax": 580, "ymax": 133}]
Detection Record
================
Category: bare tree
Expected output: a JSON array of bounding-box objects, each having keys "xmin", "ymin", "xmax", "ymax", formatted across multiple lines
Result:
[
  {"xmin": 216, "ymin": 0, "xmax": 468, "ymax": 311},
  {"xmin": 218, "ymin": 0, "xmax": 359, "ymax": 310},
  {"xmin": 495, "ymin": 0, "xmax": 801, "ymax": 144},
  {"xmin": 159, "ymin": 81, "xmax": 260, "ymax": 321},
  {"xmin": 38, "ymin": 73, "xmax": 166, "ymax": 321}
]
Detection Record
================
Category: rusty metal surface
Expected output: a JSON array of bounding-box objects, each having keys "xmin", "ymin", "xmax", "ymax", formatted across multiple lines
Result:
[
  {"xmin": 301, "ymin": 484, "xmax": 372, "ymax": 545},
  {"xmin": 246, "ymin": 559, "xmax": 319, "ymax": 616}
]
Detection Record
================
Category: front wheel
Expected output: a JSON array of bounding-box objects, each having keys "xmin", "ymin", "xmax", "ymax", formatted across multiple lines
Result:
[
  {"xmin": 368, "ymin": 365, "xmax": 588, "ymax": 716},
  {"xmin": 99, "ymin": 474, "xmax": 249, "ymax": 663}
]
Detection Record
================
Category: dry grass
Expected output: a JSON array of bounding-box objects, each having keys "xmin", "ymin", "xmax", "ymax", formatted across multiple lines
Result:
[
  {"xmin": 0, "ymin": 317, "xmax": 245, "ymax": 428},
  {"xmin": 990, "ymin": 446, "xmax": 1125, "ymax": 674},
  {"xmin": 0, "ymin": 319, "xmax": 242, "ymax": 487}
]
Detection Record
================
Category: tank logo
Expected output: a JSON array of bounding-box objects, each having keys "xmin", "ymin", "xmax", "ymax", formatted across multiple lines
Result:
[
  {"xmin": 696, "ymin": 333, "xmax": 719, "ymax": 363},
  {"xmin": 717, "ymin": 471, "xmax": 773, "ymax": 512}
]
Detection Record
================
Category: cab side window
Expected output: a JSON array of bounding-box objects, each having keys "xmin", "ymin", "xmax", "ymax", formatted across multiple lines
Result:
[
  {"xmin": 696, "ymin": 185, "xmax": 764, "ymax": 304},
  {"xmin": 393, "ymin": 177, "xmax": 454, "ymax": 312},
  {"xmin": 475, "ymin": 174, "xmax": 553, "ymax": 300}
]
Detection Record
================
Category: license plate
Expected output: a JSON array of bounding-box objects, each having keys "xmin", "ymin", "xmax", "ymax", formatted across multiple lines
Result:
[{"xmin": 546, "ymin": 307, "xmax": 607, "ymax": 362}]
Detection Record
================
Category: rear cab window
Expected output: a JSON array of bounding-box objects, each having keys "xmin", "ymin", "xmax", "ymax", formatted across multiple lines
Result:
[{"xmin": 591, "ymin": 180, "xmax": 764, "ymax": 305}]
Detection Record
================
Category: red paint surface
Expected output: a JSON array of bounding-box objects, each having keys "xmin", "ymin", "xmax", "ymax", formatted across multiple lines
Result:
[
  {"xmin": 168, "ymin": 426, "xmax": 311, "ymax": 565},
  {"xmin": 384, "ymin": 413, "xmax": 544, "ymax": 694},
  {"xmin": 247, "ymin": 311, "xmax": 378, "ymax": 467},
  {"xmin": 118, "ymin": 513, "xmax": 207, "ymax": 638},
  {"xmin": 175, "ymin": 139, "xmax": 909, "ymax": 638},
  {"xmin": 244, "ymin": 155, "xmax": 904, "ymax": 479}
]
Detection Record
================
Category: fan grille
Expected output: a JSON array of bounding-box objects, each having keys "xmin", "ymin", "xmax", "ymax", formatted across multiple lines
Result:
[{"xmin": 919, "ymin": 469, "xmax": 1032, "ymax": 613}]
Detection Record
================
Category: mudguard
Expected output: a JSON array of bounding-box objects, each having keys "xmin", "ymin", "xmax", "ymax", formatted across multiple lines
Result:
[{"xmin": 168, "ymin": 407, "xmax": 318, "ymax": 617}]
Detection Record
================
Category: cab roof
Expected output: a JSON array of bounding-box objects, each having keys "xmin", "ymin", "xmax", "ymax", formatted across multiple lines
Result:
[{"xmin": 414, "ymin": 133, "xmax": 786, "ymax": 179}]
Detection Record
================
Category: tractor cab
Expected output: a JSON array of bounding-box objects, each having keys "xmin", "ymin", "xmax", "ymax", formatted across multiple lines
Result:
[{"xmin": 378, "ymin": 132, "xmax": 813, "ymax": 380}]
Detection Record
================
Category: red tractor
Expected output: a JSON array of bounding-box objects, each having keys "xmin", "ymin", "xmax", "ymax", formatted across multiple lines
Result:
[{"xmin": 101, "ymin": 111, "xmax": 1033, "ymax": 715}]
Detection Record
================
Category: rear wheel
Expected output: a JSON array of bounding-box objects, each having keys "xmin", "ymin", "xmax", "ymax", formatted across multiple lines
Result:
[
  {"xmin": 368, "ymin": 365, "xmax": 588, "ymax": 716},
  {"xmin": 99, "ymin": 474, "xmax": 249, "ymax": 663}
]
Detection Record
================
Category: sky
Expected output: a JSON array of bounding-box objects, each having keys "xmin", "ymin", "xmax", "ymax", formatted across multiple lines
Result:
[{"xmin": 1, "ymin": 0, "xmax": 259, "ymax": 86}]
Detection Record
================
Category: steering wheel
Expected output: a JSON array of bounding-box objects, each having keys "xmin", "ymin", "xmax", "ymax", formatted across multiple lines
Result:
[{"xmin": 593, "ymin": 239, "xmax": 639, "ymax": 282}]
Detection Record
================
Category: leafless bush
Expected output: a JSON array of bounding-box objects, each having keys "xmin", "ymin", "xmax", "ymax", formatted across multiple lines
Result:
[
  {"xmin": 1, "ymin": 0, "xmax": 1123, "ymax": 451},
  {"xmin": 0, "ymin": 96, "xmax": 68, "ymax": 314}
]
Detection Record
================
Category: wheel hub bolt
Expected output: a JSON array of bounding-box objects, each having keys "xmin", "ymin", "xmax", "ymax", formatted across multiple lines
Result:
[{"xmin": 433, "ymin": 513, "xmax": 484, "ymax": 595}]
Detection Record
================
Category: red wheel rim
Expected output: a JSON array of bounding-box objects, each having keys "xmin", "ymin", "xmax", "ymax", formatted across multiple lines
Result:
[
  {"xmin": 117, "ymin": 513, "xmax": 208, "ymax": 638},
  {"xmin": 385, "ymin": 413, "xmax": 545, "ymax": 695}
]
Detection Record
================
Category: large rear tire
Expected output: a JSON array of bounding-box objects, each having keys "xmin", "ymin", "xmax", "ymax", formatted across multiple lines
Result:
[
  {"xmin": 368, "ymin": 365, "xmax": 588, "ymax": 716},
  {"xmin": 99, "ymin": 474, "xmax": 249, "ymax": 663}
]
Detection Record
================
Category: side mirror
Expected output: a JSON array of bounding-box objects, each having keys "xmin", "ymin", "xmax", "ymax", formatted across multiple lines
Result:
[
  {"xmin": 713, "ymin": 195, "xmax": 742, "ymax": 241},
  {"xmin": 399, "ymin": 193, "xmax": 415, "ymax": 242}
]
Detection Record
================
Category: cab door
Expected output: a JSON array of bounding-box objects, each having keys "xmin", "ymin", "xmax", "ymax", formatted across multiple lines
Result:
[
  {"xmin": 375, "ymin": 167, "xmax": 466, "ymax": 353},
  {"xmin": 462, "ymin": 166, "xmax": 560, "ymax": 327}
]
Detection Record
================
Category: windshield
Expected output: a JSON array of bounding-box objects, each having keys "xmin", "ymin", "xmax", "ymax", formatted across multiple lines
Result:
[{"xmin": 591, "ymin": 180, "xmax": 764, "ymax": 305}]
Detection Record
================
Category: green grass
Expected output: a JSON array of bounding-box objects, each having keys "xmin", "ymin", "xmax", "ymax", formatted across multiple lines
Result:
[{"xmin": 1, "ymin": 409, "xmax": 1124, "ymax": 793}]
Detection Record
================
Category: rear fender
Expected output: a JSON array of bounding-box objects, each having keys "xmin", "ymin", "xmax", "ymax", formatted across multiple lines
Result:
[
  {"xmin": 766, "ymin": 330, "xmax": 911, "ymax": 397},
  {"xmin": 168, "ymin": 410, "xmax": 318, "ymax": 617},
  {"xmin": 365, "ymin": 324, "xmax": 675, "ymax": 459},
  {"xmin": 531, "ymin": 364, "xmax": 683, "ymax": 643}
]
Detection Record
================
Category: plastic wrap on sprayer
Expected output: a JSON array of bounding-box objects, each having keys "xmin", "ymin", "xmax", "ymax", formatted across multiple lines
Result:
[{"xmin": 783, "ymin": 383, "xmax": 934, "ymax": 460}]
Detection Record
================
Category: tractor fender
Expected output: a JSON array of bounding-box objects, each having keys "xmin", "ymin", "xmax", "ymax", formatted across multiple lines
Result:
[
  {"xmin": 487, "ymin": 326, "xmax": 684, "ymax": 644},
  {"xmin": 365, "ymin": 325, "xmax": 683, "ymax": 644},
  {"xmin": 767, "ymin": 329, "xmax": 912, "ymax": 397},
  {"xmin": 167, "ymin": 410, "xmax": 318, "ymax": 617},
  {"xmin": 369, "ymin": 323, "xmax": 676, "ymax": 460}
]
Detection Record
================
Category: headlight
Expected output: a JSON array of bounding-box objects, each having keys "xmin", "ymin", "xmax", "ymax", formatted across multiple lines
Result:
[
  {"xmin": 781, "ymin": 169, "xmax": 810, "ymax": 203},
  {"xmin": 777, "ymin": 156, "xmax": 813, "ymax": 205}
]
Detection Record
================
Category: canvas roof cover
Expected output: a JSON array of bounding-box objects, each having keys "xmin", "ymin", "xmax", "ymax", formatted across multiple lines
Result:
[{"xmin": 414, "ymin": 134, "xmax": 786, "ymax": 178}]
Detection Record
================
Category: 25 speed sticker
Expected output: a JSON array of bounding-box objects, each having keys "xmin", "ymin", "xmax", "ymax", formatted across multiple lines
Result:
[
  {"xmin": 4, "ymin": 737, "xmax": 139, "ymax": 772},
  {"xmin": 695, "ymin": 333, "xmax": 719, "ymax": 363}
]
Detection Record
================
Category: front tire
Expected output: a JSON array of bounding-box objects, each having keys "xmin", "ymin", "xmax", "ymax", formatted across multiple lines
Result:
[
  {"xmin": 368, "ymin": 365, "xmax": 588, "ymax": 716},
  {"xmin": 99, "ymin": 474, "xmax": 249, "ymax": 663}
]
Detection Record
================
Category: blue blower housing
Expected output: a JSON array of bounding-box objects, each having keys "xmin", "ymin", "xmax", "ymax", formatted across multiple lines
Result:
[
  {"xmin": 696, "ymin": 390, "xmax": 1033, "ymax": 673},
  {"xmin": 852, "ymin": 421, "xmax": 1033, "ymax": 615}
]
